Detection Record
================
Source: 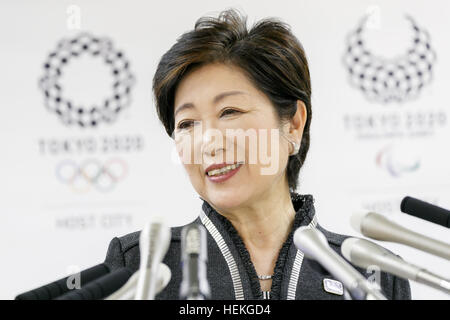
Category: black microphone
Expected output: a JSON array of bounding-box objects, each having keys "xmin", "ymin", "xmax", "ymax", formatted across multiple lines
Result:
[
  {"xmin": 15, "ymin": 263, "xmax": 110, "ymax": 300},
  {"xmin": 179, "ymin": 223, "xmax": 210, "ymax": 300},
  {"xmin": 56, "ymin": 268, "xmax": 133, "ymax": 300},
  {"xmin": 401, "ymin": 196, "xmax": 450, "ymax": 228}
]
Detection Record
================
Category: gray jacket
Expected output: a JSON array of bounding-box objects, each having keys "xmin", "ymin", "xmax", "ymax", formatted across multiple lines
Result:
[{"xmin": 103, "ymin": 192, "xmax": 411, "ymax": 300}]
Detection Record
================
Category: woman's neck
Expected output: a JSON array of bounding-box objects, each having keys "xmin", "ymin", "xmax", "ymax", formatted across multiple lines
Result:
[
  {"xmin": 219, "ymin": 181, "xmax": 296, "ymax": 248},
  {"xmin": 209, "ymin": 180, "xmax": 297, "ymax": 289},
  {"xmin": 225, "ymin": 193, "xmax": 295, "ymax": 250}
]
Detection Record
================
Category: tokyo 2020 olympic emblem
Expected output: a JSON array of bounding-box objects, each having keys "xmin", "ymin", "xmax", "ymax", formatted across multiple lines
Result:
[
  {"xmin": 38, "ymin": 32, "xmax": 135, "ymax": 127},
  {"xmin": 343, "ymin": 15, "xmax": 436, "ymax": 104}
]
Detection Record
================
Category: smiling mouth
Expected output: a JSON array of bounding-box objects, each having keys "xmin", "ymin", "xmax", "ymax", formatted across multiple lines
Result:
[{"xmin": 206, "ymin": 162, "xmax": 244, "ymax": 177}]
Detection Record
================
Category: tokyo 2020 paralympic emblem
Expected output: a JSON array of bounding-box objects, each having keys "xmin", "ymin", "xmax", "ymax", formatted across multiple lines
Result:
[{"xmin": 343, "ymin": 15, "xmax": 436, "ymax": 104}]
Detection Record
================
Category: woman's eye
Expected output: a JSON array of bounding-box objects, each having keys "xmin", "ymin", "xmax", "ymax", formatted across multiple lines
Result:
[
  {"xmin": 177, "ymin": 109, "xmax": 240, "ymax": 130},
  {"xmin": 220, "ymin": 108, "xmax": 240, "ymax": 117},
  {"xmin": 177, "ymin": 120, "xmax": 194, "ymax": 130}
]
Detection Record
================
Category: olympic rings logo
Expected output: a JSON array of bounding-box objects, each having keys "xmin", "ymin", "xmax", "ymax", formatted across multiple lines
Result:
[{"xmin": 55, "ymin": 158, "xmax": 128, "ymax": 192}]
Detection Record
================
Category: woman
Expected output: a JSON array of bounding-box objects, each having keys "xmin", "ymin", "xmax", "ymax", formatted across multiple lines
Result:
[{"xmin": 104, "ymin": 8, "xmax": 411, "ymax": 300}]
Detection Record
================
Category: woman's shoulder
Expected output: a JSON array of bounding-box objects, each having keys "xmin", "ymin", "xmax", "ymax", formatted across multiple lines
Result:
[
  {"xmin": 116, "ymin": 218, "xmax": 200, "ymax": 251},
  {"xmin": 315, "ymin": 224, "xmax": 349, "ymax": 247},
  {"xmin": 104, "ymin": 218, "xmax": 200, "ymax": 271}
]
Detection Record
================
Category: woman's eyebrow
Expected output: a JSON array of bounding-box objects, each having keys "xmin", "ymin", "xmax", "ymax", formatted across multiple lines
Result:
[
  {"xmin": 213, "ymin": 90, "xmax": 247, "ymax": 104},
  {"xmin": 174, "ymin": 103, "xmax": 194, "ymax": 118},
  {"xmin": 174, "ymin": 90, "xmax": 247, "ymax": 117}
]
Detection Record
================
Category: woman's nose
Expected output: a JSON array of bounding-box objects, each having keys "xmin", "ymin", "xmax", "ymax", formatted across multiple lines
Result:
[
  {"xmin": 200, "ymin": 124, "xmax": 226, "ymax": 159},
  {"xmin": 205, "ymin": 147, "xmax": 225, "ymax": 158},
  {"xmin": 202, "ymin": 136, "xmax": 225, "ymax": 158}
]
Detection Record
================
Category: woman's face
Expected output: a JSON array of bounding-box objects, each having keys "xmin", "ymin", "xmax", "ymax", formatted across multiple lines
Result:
[{"xmin": 173, "ymin": 63, "xmax": 295, "ymax": 211}]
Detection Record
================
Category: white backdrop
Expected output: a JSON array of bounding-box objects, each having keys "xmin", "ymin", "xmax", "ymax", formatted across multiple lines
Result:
[{"xmin": 1, "ymin": 0, "xmax": 449, "ymax": 300}]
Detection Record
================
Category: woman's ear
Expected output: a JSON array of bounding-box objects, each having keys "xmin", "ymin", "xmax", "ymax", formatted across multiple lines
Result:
[{"xmin": 289, "ymin": 100, "xmax": 307, "ymax": 142}]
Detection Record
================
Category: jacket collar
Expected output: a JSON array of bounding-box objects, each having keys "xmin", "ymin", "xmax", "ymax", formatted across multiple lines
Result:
[
  {"xmin": 199, "ymin": 191, "xmax": 317, "ymax": 300},
  {"xmin": 200, "ymin": 191, "xmax": 315, "ymax": 223}
]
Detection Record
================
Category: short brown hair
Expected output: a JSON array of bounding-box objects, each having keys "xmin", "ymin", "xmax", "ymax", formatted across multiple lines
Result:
[{"xmin": 153, "ymin": 8, "xmax": 312, "ymax": 191}]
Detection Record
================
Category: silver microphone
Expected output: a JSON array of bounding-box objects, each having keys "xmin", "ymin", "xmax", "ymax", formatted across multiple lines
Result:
[
  {"xmin": 134, "ymin": 217, "xmax": 171, "ymax": 300},
  {"xmin": 342, "ymin": 237, "xmax": 450, "ymax": 295},
  {"xmin": 293, "ymin": 226, "xmax": 387, "ymax": 300},
  {"xmin": 180, "ymin": 223, "xmax": 210, "ymax": 300},
  {"xmin": 351, "ymin": 211, "xmax": 450, "ymax": 261},
  {"xmin": 106, "ymin": 263, "xmax": 172, "ymax": 300}
]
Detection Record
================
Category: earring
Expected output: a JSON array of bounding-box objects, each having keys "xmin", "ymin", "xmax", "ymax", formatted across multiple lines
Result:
[
  {"xmin": 281, "ymin": 132, "xmax": 300, "ymax": 156},
  {"xmin": 289, "ymin": 139, "xmax": 300, "ymax": 156}
]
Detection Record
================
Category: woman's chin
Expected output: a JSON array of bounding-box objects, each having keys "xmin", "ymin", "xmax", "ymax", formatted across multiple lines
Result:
[{"xmin": 205, "ymin": 190, "xmax": 247, "ymax": 210}]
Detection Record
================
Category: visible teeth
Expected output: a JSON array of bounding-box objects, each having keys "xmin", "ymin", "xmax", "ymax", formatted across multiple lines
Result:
[{"xmin": 207, "ymin": 163, "xmax": 242, "ymax": 176}]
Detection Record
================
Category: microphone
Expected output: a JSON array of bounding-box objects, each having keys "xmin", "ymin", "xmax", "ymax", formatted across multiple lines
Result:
[
  {"xmin": 351, "ymin": 211, "xmax": 450, "ymax": 261},
  {"xmin": 342, "ymin": 238, "xmax": 450, "ymax": 295},
  {"xmin": 401, "ymin": 196, "xmax": 450, "ymax": 228},
  {"xmin": 106, "ymin": 263, "xmax": 172, "ymax": 300},
  {"xmin": 134, "ymin": 217, "xmax": 171, "ymax": 300},
  {"xmin": 179, "ymin": 223, "xmax": 210, "ymax": 300},
  {"xmin": 15, "ymin": 263, "xmax": 110, "ymax": 300},
  {"xmin": 56, "ymin": 268, "xmax": 133, "ymax": 300},
  {"xmin": 293, "ymin": 226, "xmax": 387, "ymax": 300}
]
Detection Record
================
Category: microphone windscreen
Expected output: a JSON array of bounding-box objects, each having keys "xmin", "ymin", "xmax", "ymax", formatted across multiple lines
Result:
[
  {"xmin": 15, "ymin": 263, "xmax": 110, "ymax": 300},
  {"xmin": 401, "ymin": 196, "xmax": 450, "ymax": 228},
  {"xmin": 56, "ymin": 268, "xmax": 133, "ymax": 300}
]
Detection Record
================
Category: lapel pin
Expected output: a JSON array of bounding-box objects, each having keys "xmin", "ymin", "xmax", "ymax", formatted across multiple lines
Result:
[{"xmin": 323, "ymin": 278, "xmax": 344, "ymax": 296}]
